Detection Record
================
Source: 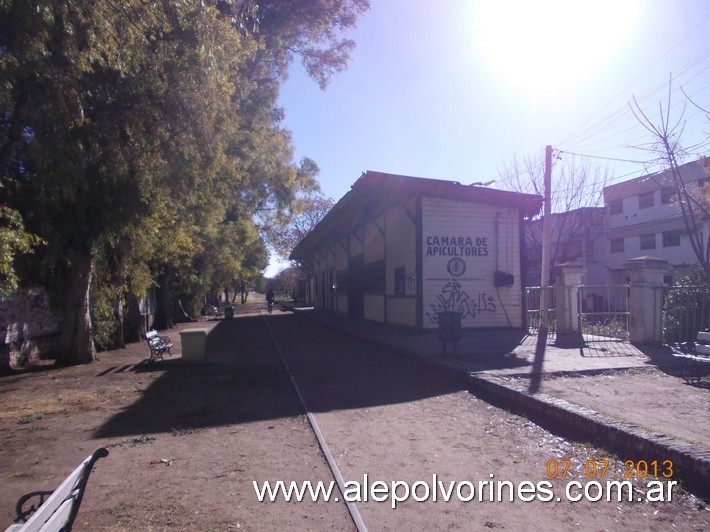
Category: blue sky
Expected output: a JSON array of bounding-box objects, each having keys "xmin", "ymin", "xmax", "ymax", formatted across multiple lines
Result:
[{"xmin": 268, "ymin": 0, "xmax": 710, "ymax": 274}]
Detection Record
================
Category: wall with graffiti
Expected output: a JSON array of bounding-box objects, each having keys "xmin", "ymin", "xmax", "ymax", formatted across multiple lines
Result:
[{"xmin": 422, "ymin": 197, "xmax": 522, "ymax": 328}]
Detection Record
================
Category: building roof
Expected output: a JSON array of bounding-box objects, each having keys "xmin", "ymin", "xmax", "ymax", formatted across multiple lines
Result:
[
  {"xmin": 603, "ymin": 158, "xmax": 710, "ymax": 200},
  {"xmin": 290, "ymin": 170, "xmax": 543, "ymax": 260}
]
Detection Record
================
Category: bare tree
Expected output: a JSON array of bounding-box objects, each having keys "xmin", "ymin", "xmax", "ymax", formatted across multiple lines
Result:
[
  {"xmin": 269, "ymin": 192, "xmax": 334, "ymax": 259},
  {"xmin": 630, "ymin": 80, "xmax": 710, "ymax": 279},
  {"xmin": 498, "ymin": 153, "xmax": 614, "ymax": 284}
]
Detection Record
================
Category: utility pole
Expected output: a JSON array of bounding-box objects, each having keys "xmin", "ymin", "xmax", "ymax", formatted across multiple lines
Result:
[{"xmin": 539, "ymin": 145, "xmax": 552, "ymax": 332}]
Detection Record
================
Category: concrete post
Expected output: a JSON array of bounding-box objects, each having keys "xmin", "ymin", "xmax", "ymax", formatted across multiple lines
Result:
[
  {"xmin": 624, "ymin": 256, "xmax": 671, "ymax": 344},
  {"xmin": 554, "ymin": 263, "xmax": 584, "ymax": 334}
]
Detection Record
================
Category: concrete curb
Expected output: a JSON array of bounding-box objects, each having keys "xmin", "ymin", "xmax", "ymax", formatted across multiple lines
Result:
[{"xmin": 466, "ymin": 373, "xmax": 710, "ymax": 497}]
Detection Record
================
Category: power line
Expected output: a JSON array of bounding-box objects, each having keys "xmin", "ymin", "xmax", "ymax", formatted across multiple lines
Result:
[
  {"xmin": 557, "ymin": 151, "xmax": 649, "ymax": 165},
  {"xmin": 556, "ymin": 13, "xmax": 710, "ymax": 150}
]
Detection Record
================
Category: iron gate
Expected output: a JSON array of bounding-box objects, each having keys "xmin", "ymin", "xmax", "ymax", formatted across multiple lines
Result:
[
  {"xmin": 577, "ymin": 284, "xmax": 629, "ymax": 340},
  {"xmin": 525, "ymin": 286, "xmax": 556, "ymax": 333}
]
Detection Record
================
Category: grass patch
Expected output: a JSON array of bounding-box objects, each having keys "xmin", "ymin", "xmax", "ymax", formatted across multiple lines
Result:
[
  {"xmin": 171, "ymin": 427, "xmax": 202, "ymax": 437},
  {"xmin": 0, "ymin": 388, "xmax": 125, "ymax": 423},
  {"xmin": 17, "ymin": 413, "xmax": 44, "ymax": 424},
  {"xmin": 107, "ymin": 435, "xmax": 157, "ymax": 448}
]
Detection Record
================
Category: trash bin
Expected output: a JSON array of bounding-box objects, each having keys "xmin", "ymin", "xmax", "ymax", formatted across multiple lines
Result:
[
  {"xmin": 179, "ymin": 328, "xmax": 208, "ymax": 361},
  {"xmin": 438, "ymin": 311, "xmax": 461, "ymax": 342},
  {"xmin": 224, "ymin": 306, "xmax": 234, "ymax": 319}
]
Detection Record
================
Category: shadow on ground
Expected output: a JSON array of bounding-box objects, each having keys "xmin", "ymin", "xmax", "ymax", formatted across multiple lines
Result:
[{"xmin": 93, "ymin": 314, "xmax": 464, "ymax": 439}]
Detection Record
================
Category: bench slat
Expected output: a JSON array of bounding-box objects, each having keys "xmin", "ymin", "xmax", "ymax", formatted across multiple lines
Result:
[
  {"xmin": 6, "ymin": 448, "xmax": 108, "ymax": 532},
  {"xmin": 695, "ymin": 344, "xmax": 710, "ymax": 355},
  {"xmin": 16, "ymin": 460, "xmax": 87, "ymax": 530},
  {"xmin": 26, "ymin": 498, "xmax": 73, "ymax": 532}
]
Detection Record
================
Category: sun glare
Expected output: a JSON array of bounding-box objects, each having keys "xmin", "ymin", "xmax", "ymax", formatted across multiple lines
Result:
[{"xmin": 472, "ymin": 0, "xmax": 642, "ymax": 96}]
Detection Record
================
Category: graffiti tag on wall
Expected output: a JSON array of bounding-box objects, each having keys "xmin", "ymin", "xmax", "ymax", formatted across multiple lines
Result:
[{"xmin": 425, "ymin": 280, "xmax": 497, "ymax": 323}]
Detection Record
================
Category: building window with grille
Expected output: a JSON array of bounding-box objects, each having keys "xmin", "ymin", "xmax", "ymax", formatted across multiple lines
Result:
[
  {"xmin": 639, "ymin": 191, "xmax": 654, "ymax": 209},
  {"xmin": 640, "ymin": 233, "xmax": 656, "ymax": 249},
  {"xmin": 661, "ymin": 187, "xmax": 675, "ymax": 204},
  {"xmin": 662, "ymin": 230, "xmax": 681, "ymax": 247},
  {"xmin": 609, "ymin": 200, "xmax": 623, "ymax": 215},
  {"xmin": 610, "ymin": 238, "xmax": 624, "ymax": 253}
]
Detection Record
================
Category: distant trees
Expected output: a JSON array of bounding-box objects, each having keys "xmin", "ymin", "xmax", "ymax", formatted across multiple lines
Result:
[
  {"xmin": 268, "ymin": 192, "xmax": 335, "ymax": 259},
  {"xmin": 0, "ymin": 0, "xmax": 369, "ymax": 364}
]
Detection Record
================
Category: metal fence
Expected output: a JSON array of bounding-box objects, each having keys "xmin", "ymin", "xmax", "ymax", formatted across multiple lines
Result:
[
  {"xmin": 577, "ymin": 284, "xmax": 630, "ymax": 340},
  {"xmin": 662, "ymin": 285, "xmax": 710, "ymax": 344},
  {"xmin": 524, "ymin": 286, "xmax": 556, "ymax": 333}
]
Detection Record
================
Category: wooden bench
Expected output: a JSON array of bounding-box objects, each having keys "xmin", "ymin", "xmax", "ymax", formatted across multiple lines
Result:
[
  {"xmin": 5, "ymin": 448, "xmax": 109, "ymax": 532},
  {"xmin": 676, "ymin": 330, "xmax": 710, "ymax": 384},
  {"xmin": 145, "ymin": 330, "xmax": 173, "ymax": 361}
]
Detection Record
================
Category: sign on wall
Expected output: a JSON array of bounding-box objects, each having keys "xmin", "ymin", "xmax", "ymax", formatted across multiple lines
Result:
[{"xmin": 422, "ymin": 197, "xmax": 521, "ymax": 328}]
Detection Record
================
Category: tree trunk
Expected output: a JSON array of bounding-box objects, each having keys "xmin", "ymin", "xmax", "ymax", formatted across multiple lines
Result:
[
  {"xmin": 110, "ymin": 294, "xmax": 125, "ymax": 349},
  {"xmin": 123, "ymin": 291, "xmax": 143, "ymax": 343},
  {"xmin": 57, "ymin": 252, "xmax": 96, "ymax": 365},
  {"xmin": 153, "ymin": 272, "xmax": 173, "ymax": 330}
]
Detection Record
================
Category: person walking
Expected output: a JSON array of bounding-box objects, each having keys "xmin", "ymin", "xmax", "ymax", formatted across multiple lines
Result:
[{"xmin": 266, "ymin": 287, "xmax": 274, "ymax": 314}]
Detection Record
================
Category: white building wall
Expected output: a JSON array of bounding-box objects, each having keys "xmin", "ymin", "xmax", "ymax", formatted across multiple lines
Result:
[
  {"xmin": 385, "ymin": 203, "xmax": 417, "ymax": 327},
  {"xmin": 422, "ymin": 197, "xmax": 522, "ymax": 329},
  {"xmin": 604, "ymin": 159, "xmax": 710, "ymax": 278},
  {"xmin": 349, "ymin": 229, "xmax": 364, "ymax": 257},
  {"xmin": 364, "ymin": 294, "xmax": 385, "ymax": 322},
  {"xmin": 364, "ymin": 218, "xmax": 385, "ymax": 262}
]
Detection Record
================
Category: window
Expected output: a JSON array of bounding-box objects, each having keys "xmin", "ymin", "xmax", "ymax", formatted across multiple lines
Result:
[
  {"xmin": 394, "ymin": 267, "xmax": 405, "ymax": 296},
  {"xmin": 364, "ymin": 260, "xmax": 386, "ymax": 293},
  {"xmin": 661, "ymin": 188, "xmax": 675, "ymax": 204},
  {"xmin": 662, "ymin": 230, "xmax": 681, "ymax": 247},
  {"xmin": 640, "ymin": 233, "xmax": 656, "ymax": 250},
  {"xmin": 610, "ymin": 238, "xmax": 624, "ymax": 253},
  {"xmin": 663, "ymin": 275, "xmax": 674, "ymax": 285},
  {"xmin": 609, "ymin": 200, "xmax": 623, "ymax": 215},
  {"xmin": 639, "ymin": 191, "xmax": 654, "ymax": 209}
]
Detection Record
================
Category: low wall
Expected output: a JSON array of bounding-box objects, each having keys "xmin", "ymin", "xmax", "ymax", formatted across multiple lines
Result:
[{"xmin": 0, "ymin": 288, "xmax": 60, "ymax": 370}]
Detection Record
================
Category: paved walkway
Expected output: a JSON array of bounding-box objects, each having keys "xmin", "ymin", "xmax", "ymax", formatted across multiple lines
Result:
[{"xmin": 299, "ymin": 308, "xmax": 675, "ymax": 376}]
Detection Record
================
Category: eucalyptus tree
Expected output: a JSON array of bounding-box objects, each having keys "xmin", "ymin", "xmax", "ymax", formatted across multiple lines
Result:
[{"xmin": 0, "ymin": 0, "xmax": 369, "ymax": 364}]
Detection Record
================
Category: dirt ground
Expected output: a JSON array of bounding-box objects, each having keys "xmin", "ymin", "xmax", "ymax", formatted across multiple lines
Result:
[
  {"xmin": 0, "ymin": 301, "xmax": 708, "ymax": 530},
  {"xmin": 511, "ymin": 368, "xmax": 710, "ymax": 451}
]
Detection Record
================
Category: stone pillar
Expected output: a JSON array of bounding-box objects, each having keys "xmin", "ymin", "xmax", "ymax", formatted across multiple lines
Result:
[
  {"xmin": 624, "ymin": 256, "xmax": 671, "ymax": 344},
  {"xmin": 554, "ymin": 263, "xmax": 584, "ymax": 334}
]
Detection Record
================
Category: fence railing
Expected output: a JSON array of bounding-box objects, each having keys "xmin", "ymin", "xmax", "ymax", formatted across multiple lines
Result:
[
  {"xmin": 578, "ymin": 284, "xmax": 630, "ymax": 340},
  {"xmin": 525, "ymin": 286, "xmax": 556, "ymax": 333},
  {"xmin": 662, "ymin": 285, "xmax": 710, "ymax": 344}
]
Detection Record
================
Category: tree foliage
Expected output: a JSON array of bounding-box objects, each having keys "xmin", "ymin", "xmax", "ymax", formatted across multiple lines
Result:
[
  {"xmin": 0, "ymin": 0, "xmax": 369, "ymax": 363},
  {"xmin": 663, "ymin": 268, "xmax": 710, "ymax": 344}
]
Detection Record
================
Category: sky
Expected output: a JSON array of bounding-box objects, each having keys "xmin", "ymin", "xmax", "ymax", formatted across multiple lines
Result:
[{"xmin": 267, "ymin": 0, "xmax": 710, "ymax": 275}]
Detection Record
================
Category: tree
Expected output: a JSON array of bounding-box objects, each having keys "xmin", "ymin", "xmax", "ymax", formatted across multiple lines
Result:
[
  {"xmin": 0, "ymin": 0, "xmax": 370, "ymax": 364},
  {"xmin": 268, "ymin": 191, "xmax": 334, "ymax": 259},
  {"xmin": 497, "ymin": 153, "xmax": 613, "ymax": 284},
  {"xmin": 631, "ymin": 81, "xmax": 710, "ymax": 280},
  {"xmin": 0, "ymin": 203, "xmax": 42, "ymax": 296}
]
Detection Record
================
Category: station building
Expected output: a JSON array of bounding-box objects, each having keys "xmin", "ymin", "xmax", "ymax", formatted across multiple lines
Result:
[{"xmin": 290, "ymin": 171, "xmax": 543, "ymax": 331}]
